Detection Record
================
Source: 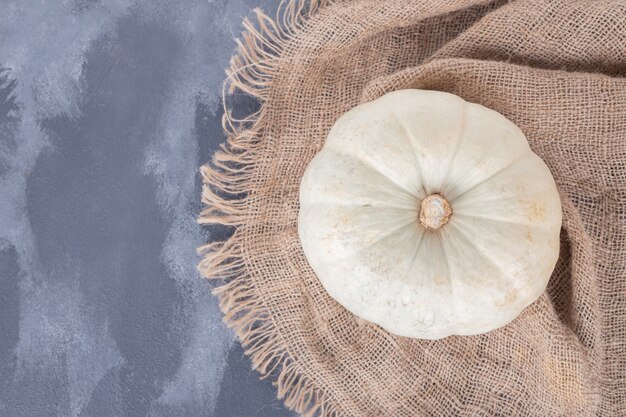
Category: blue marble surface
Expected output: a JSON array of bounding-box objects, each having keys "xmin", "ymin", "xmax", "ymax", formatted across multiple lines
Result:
[{"xmin": 0, "ymin": 1, "xmax": 295, "ymax": 416}]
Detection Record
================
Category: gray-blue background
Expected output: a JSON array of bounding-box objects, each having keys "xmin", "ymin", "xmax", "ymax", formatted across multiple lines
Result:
[{"xmin": 0, "ymin": 1, "xmax": 296, "ymax": 416}]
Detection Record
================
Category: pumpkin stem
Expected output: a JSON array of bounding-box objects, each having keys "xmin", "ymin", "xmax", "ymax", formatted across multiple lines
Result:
[{"xmin": 419, "ymin": 194, "xmax": 452, "ymax": 230}]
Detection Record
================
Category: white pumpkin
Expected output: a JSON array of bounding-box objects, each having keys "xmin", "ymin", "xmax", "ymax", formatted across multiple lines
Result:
[{"xmin": 298, "ymin": 89, "xmax": 562, "ymax": 339}]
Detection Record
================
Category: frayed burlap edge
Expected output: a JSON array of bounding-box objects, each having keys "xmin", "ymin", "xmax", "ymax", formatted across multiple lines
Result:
[{"xmin": 197, "ymin": 1, "xmax": 338, "ymax": 416}]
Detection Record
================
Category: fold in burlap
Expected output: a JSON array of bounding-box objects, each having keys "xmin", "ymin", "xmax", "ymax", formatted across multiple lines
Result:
[{"xmin": 199, "ymin": 1, "xmax": 626, "ymax": 415}]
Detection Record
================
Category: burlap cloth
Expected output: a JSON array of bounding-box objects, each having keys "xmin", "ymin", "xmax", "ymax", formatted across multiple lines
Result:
[{"xmin": 199, "ymin": 0, "xmax": 626, "ymax": 415}]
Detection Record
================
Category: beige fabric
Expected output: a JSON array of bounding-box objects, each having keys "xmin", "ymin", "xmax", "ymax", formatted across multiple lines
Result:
[{"xmin": 198, "ymin": 0, "xmax": 626, "ymax": 415}]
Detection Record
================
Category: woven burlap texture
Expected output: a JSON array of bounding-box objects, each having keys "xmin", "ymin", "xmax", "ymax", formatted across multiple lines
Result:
[{"xmin": 199, "ymin": 0, "xmax": 626, "ymax": 415}]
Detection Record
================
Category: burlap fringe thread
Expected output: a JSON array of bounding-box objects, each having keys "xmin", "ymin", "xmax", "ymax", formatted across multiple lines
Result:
[{"xmin": 198, "ymin": 1, "xmax": 338, "ymax": 416}]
